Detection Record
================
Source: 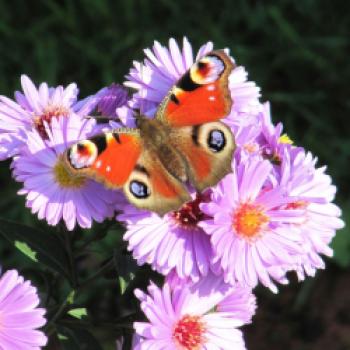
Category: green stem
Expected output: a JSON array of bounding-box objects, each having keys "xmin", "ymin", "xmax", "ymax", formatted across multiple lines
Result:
[{"xmin": 62, "ymin": 228, "xmax": 78, "ymax": 288}]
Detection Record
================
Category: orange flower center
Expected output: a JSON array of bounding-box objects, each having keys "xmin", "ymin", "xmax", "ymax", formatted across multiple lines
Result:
[
  {"xmin": 173, "ymin": 315, "xmax": 206, "ymax": 350},
  {"xmin": 34, "ymin": 105, "xmax": 70, "ymax": 139},
  {"xmin": 233, "ymin": 202, "xmax": 269, "ymax": 239}
]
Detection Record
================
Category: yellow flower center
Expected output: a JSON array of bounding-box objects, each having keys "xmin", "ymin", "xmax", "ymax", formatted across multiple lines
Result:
[
  {"xmin": 233, "ymin": 202, "xmax": 269, "ymax": 239},
  {"xmin": 54, "ymin": 157, "xmax": 86, "ymax": 188},
  {"xmin": 173, "ymin": 315, "xmax": 206, "ymax": 350},
  {"xmin": 278, "ymin": 133, "xmax": 293, "ymax": 145}
]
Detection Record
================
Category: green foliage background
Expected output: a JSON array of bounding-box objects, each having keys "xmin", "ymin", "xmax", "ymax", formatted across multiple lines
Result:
[{"xmin": 0, "ymin": 1, "xmax": 349, "ymax": 349}]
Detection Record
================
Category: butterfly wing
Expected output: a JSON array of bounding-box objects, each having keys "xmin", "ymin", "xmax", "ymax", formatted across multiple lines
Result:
[
  {"xmin": 169, "ymin": 122, "xmax": 235, "ymax": 191},
  {"xmin": 64, "ymin": 129, "xmax": 190, "ymax": 215},
  {"xmin": 156, "ymin": 50, "xmax": 234, "ymax": 127},
  {"xmin": 123, "ymin": 148, "xmax": 191, "ymax": 215},
  {"xmin": 64, "ymin": 130, "xmax": 143, "ymax": 189}
]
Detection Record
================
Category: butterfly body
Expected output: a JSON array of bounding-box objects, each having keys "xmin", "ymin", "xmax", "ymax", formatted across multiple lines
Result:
[{"xmin": 64, "ymin": 50, "xmax": 236, "ymax": 215}]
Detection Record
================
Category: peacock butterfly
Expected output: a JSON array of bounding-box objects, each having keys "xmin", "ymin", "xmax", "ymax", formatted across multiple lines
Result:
[{"xmin": 64, "ymin": 50, "xmax": 236, "ymax": 215}]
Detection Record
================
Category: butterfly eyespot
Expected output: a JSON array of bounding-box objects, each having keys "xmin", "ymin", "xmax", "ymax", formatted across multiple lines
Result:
[
  {"xmin": 68, "ymin": 140, "xmax": 98, "ymax": 169},
  {"xmin": 207, "ymin": 129, "xmax": 226, "ymax": 152},
  {"xmin": 190, "ymin": 56, "xmax": 225, "ymax": 85},
  {"xmin": 129, "ymin": 180, "xmax": 150, "ymax": 199}
]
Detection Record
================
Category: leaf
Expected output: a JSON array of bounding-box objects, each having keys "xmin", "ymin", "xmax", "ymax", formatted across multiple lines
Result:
[
  {"xmin": 66, "ymin": 290, "xmax": 76, "ymax": 305},
  {"xmin": 0, "ymin": 218, "xmax": 72, "ymax": 282},
  {"xmin": 14, "ymin": 241, "xmax": 38, "ymax": 262},
  {"xmin": 68, "ymin": 308, "xmax": 88, "ymax": 320}
]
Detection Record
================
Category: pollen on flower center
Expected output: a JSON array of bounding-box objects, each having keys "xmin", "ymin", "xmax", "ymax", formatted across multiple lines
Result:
[
  {"xmin": 171, "ymin": 193, "xmax": 210, "ymax": 229},
  {"xmin": 54, "ymin": 157, "xmax": 86, "ymax": 188},
  {"xmin": 34, "ymin": 106, "xmax": 70, "ymax": 139},
  {"xmin": 233, "ymin": 202, "xmax": 269, "ymax": 239},
  {"xmin": 278, "ymin": 133, "xmax": 293, "ymax": 145},
  {"xmin": 173, "ymin": 315, "xmax": 206, "ymax": 350}
]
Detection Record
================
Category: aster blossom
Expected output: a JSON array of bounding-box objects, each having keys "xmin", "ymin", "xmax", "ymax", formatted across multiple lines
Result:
[
  {"xmin": 134, "ymin": 273, "xmax": 256, "ymax": 350},
  {"xmin": 278, "ymin": 147, "xmax": 345, "ymax": 279},
  {"xmin": 0, "ymin": 269, "xmax": 47, "ymax": 349},
  {"xmin": 11, "ymin": 113, "xmax": 118, "ymax": 230},
  {"xmin": 0, "ymin": 75, "xmax": 105, "ymax": 160},
  {"xmin": 124, "ymin": 37, "xmax": 261, "ymax": 123},
  {"xmin": 117, "ymin": 192, "xmax": 220, "ymax": 282},
  {"xmin": 199, "ymin": 157, "xmax": 307, "ymax": 292}
]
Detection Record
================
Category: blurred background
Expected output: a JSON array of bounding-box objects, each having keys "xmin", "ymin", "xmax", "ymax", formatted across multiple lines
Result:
[{"xmin": 0, "ymin": 1, "xmax": 349, "ymax": 349}]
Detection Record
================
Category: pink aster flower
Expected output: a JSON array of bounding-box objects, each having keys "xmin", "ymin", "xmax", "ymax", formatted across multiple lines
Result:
[
  {"xmin": 134, "ymin": 274, "xmax": 256, "ymax": 350},
  {"xmin": 117, "ymin": 191, "xmax": 219, "ymax": 282},
  {"xmin": 278, "ymin": 147, "xmax": 345, "ymax": 279},
  {"xmin": 0, "ymin": 75, "xmax": 103, "ymax": 159},
  {"xmin": 124, "ymin": 37, "xmax": 261, "ymax": 120},
  {"xmin": 0, "ymin": 269, "xmax": 47, "ymax": 349},
  {"xmin": 199, "ymin": 157, "xmax": 306, "ymax": 292},
  {"xmin": 12, "ymin": 113, "xmax": 117, "ymax": 230}
]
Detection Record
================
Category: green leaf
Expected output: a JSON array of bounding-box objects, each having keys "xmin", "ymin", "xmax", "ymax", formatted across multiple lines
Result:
[
  {"xmin": 66, "ymin": 290, "xmax": 76, "ymax": 305},
  {"xmin": 0, "ymin": 218, "xmax": 72, "ymax": 282},
  {"xmin": 68, "ymin": 308, "xmax": 87, "ymax": 320},
  {"xmin": 14, "ymin": 240, "xmax": 38, "ymax": 262}
]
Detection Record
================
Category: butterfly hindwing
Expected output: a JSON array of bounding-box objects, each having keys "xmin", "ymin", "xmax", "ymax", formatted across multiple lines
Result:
[
  {"xmin": 169, "ymin": 122, "xmax": 235, "ymax": 191},
  {"xmin": 123, "ymin": 148, "xmax": 191, "ymax": 215},
  {"xmin": 156, "ymin": 50, "xmax": 234, "ymax": 127}
]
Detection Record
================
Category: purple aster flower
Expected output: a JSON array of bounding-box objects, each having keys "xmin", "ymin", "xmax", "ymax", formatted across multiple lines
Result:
[
  {"xmin": 134, "ymin": 273, "xmax": 256, "ymax": 350},
  {"xmin": 199, "ymin": 157, "xmax": 306, "ymax": 292},
  {"xmin": 96, "ymin": 83, "xmax": 129, "ymax": 118},
  {"xmin": 0, "ymin": 131, "xmax": 26, "ymax": 161},
  {"xmin": 117, "ymin": 191, "xmax": 220, "ymax": 282},
  {"xmin": 278, "ymin": 147, "xmax": 345, "ymax": 279},
  {"xmin": 0, "ymin": 269, "xmax": 47, "ymax": 349},
  {"xmin": 0, "ymin": 75, "xmax": 104, "ymax": 159},
  {"xmin": 12, "ymin": 113, "xmax": 118, "ymax": 230},
  {"xmin": 124, "ymin": 37, "xmax": 261, "ymax": 120},
  {"xmin": 256, "ymin": 102, "xmax": 294, "ymax": 165}
]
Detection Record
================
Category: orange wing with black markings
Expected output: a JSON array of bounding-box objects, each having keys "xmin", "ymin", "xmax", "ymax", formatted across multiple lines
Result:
[
  {"xmin": 64, "ymin": 128, "xmax": 191, "ymax": 215},
  {"xmin": 156, "ymin": 50, "xmax": 234, "ymax": 127},
  {"xmin": 169, "ymin": 122, "xmax": 235, "ymax": 191},
  {"xmin": 64, "ymin": 130, "xmax": 142, "ymax": 189}
]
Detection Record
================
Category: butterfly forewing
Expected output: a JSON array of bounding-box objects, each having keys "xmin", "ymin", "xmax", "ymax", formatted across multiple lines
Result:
[
  {"xmin": 65, "ymin": 129, "xmax": 142, "ymax": 188},
  {"xmin": 156, "ymin": 50, "xmax": 234, "ymax": 127}
]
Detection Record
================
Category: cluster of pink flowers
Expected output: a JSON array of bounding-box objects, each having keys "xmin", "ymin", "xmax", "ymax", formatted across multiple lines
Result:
[{"xmin": 0, "ymin": 38, "xmax": 345, "ymax": 349}]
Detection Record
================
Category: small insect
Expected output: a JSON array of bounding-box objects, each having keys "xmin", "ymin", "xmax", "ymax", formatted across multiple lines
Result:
[{"xmin": 64, "ymin": 50, "xmax": 236, "ymax": 215}]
